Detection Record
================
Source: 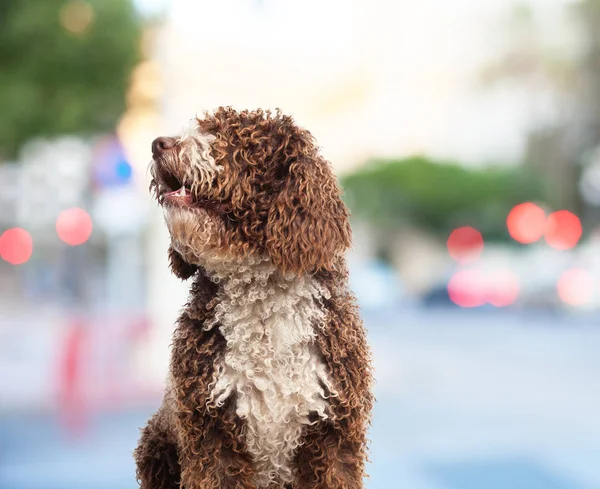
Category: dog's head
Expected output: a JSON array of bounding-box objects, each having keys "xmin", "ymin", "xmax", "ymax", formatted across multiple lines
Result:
[{"xmin": 150, "ymin": 107, "xmax": 351, "ymax": 279}]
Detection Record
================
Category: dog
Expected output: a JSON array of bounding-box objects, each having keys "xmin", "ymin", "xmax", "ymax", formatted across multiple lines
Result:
[{"xmin": 135, "ymin": 107, "xmax": 373, "ymax": 489}]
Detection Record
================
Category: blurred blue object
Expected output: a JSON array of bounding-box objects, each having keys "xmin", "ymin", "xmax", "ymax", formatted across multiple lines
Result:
[
  {"xmin": 115, "ymin": 159, "xmax": 133, "ymax": 181},
  {"xmin": 92, "ymin": 136, "xmax": 133, "ymax": 189},
  {"xmin": 421, "ymin": 282, "xmax": 456, "ymax": 308}
]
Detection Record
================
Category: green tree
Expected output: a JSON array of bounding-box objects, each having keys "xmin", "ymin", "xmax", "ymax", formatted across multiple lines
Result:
[
  {"xmin": 0, "ymin": 0, "xmax": 141, "ymax": 160},
  {"xmin": 342, "ymin": 156, "xmax": 548, "ymax": 242}
]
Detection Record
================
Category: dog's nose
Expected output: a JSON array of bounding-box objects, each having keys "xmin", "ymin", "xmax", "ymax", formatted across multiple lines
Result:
[{"xmin": 152, "ymin": 137, "xmax": 176, "ymax": 156}]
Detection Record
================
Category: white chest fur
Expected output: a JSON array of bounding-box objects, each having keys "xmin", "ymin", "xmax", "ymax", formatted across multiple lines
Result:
[{"xmin": 207, "ymin": 269, "xmax": 333, "ymax": 487}]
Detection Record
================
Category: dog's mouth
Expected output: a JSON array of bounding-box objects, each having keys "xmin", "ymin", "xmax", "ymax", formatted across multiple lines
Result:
[
  {"xmin": 156, "ymin": 169, "xmax": 192, "ymax": 206},
  {"xmin": 154, "ymin": 166, "xmax": 225, "ymax": 214},
  {"xmin": 164, "ymin": 185, "xmax": 192, "ymax": 205}
]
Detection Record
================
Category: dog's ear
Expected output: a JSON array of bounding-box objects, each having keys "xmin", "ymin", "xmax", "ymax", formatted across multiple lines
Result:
[
  {"xmin": 168, "ymin": 244, "xmax": 198, "ymax": 280},
  {"xmin": 265, "ymin": 155, "xmax": 351, "ymax": 276}
]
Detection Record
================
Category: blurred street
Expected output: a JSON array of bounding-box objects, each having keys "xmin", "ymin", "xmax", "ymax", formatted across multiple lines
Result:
[{"xmin": 2, "ymin": 309, "xmax": 600, "ymax": 489}]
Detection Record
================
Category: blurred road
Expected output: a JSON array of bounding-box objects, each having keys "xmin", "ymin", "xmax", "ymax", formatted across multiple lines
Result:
[
  {"xmin": 367, "ymin": 309, "xmax": 600, "ymax": 489},
  {"xmin": 2, "ymin": 309, "xmax": 600, "ymax": 489},
  {"xmin": 0, "ymin": 410, "xmax": 149, "ymax": 489}
]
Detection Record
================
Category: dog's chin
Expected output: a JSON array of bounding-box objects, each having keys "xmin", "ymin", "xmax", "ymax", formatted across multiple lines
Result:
[
  {"xmin": 164, "ymin": 205, "xmax": 224, "ymax": 267},
  {"xmin": 164, "ymin": 206, "xmax": 268, "ymax": 276}
]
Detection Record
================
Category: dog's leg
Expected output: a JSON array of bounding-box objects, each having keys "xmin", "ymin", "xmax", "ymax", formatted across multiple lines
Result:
[
  {"xmin": 169, "ymin": 316, "xmax": 258, "ymax": 489},
  {"xmin": 293, "ymin": 418, "xmax": 367, "ymax": 489},
  {"xmin": 176, "ymin": 398, "xmax": 259, "ymax": 489},
  {"xmin": 135, "ymin": 409, "xmax": 181, "ymax": 489},
  {"xmin": 291, "ymin": 284, "xmax": 373, "ymax": 489}
]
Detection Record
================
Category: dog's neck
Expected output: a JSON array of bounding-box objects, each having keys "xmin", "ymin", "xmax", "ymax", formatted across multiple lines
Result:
[
  {"xmin": 201, "ymin": 255, "xmax": 331, "ymax": 332},
  {"xmin": 201, "ymin": 254, "xmax": 277, "ymax": 284},
  {"xmin": 207, "ymin": 257, "xmax": 323, "ymax": 303}
]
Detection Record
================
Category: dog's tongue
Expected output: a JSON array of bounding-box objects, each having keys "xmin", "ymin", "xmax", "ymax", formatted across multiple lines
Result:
[{"xmin": 165, "ymin": 186, "xmax": 192, "ymax": 205}]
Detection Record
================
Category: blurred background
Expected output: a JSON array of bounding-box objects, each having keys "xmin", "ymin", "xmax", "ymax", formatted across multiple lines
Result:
[{"xmin": 1, "ymin": 0, "xmax": 600, "ymax": 488}]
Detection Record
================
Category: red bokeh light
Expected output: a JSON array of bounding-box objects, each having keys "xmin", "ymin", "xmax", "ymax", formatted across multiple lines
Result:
[
  {"xmin": 507, "ymin": 202, "xmax": 546, "ymax": 244},
  {"xmin": 544, "ymin": 210, "xmax": 582, "ymax": 250},
  {"xmin": 446, "ymin": 226, "xmax": 484, "ymax": 263},
  {"xmin": 56, "ymin": 208, "xmax": 93, "ymax": 246},
  {"xmin": 487, "ymin": 269, "xmax": 520, "ymax": 307},
  {"xmin": 557, "ymin": 268, "xmax": 594, "ymax": 306},
  {"xmin": 447, "ymin": 269, "xmax": 487, "ymax": 308},
  {"xmin": 0, "ymin": 228, "xmax": 33, "ymax": 265}
]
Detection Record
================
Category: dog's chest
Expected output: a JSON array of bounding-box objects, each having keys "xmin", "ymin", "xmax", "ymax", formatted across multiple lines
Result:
[{"xmin": 209, "ymin": 275, "xmax": 332, "ymax": 487}]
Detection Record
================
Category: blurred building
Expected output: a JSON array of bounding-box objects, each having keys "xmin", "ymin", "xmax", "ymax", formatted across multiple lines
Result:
[{"xmin": 148, "ymin": 0, "xmax": 546, "ymax": 170}]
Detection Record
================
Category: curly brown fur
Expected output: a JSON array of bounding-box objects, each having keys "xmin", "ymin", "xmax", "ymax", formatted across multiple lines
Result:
[
  {"xmin": 136, "ymin": 108, "xmax": 373, "ymax": 489},
  {"xmin": 172, "ymin": 284, "xmax": 259, "ymax": 489},
  {"xmin": 135, "ymin": 409, "xmax": 181, "ymax": 489},
  {"xmin": 293, "ymin": 266, "xmax": 373, "ymax": 489}
]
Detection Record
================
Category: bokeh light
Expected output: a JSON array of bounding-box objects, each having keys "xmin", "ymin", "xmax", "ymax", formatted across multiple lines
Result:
[
  {"xmin": 506, "ymin": 202, "xmax": 546, "ymax": 244},
  {"xmin": 60, "ymin": 0, "xmax": 94, "ymax": 35},
  {"xmin": 487, "ymin": 269, "xmax": 520, "ymax": 307},
  {"xmin": 56, "ymin": 208, "xmax": 93, "ymax": 246},
  {"xmin": 92, "ymin": 136, "xmax": 133, "ymax": 188},
  {"xmin": 447, "ymin": 269, "xmax": 487, "ymax": 308},
  {"xmin": 0, "ymin": 228, "xmax": 33, "ymax": 265},
  {"xmin": 557, "ymin": 268, "xmax": 594, "ymax": 306},
  {"xmin": 446, "ymin": 226, "xmax": 484, "ymax": 264},
  {"xmin": 545, "ymin": 210, "xmax": 582, "ymax": 250},
  {"xmin": 115, "ymin": 160, "xmax": 133, "ymax": 181}
]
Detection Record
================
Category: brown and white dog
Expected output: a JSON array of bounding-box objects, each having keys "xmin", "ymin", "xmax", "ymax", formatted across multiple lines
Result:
[{"xmin": 134, "ymin": 108, "xmax": 373, "ymax": 489}]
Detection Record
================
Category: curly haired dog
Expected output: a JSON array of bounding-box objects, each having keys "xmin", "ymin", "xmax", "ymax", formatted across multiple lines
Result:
[{"xmin": 134, "ymin": 108, "xmax": 373, "ymax": 489}]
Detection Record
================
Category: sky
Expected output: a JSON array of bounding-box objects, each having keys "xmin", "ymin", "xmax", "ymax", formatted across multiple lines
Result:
[{"xmin": 130, "ymin": 0, "xmax": 580, "ymax": 167}]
